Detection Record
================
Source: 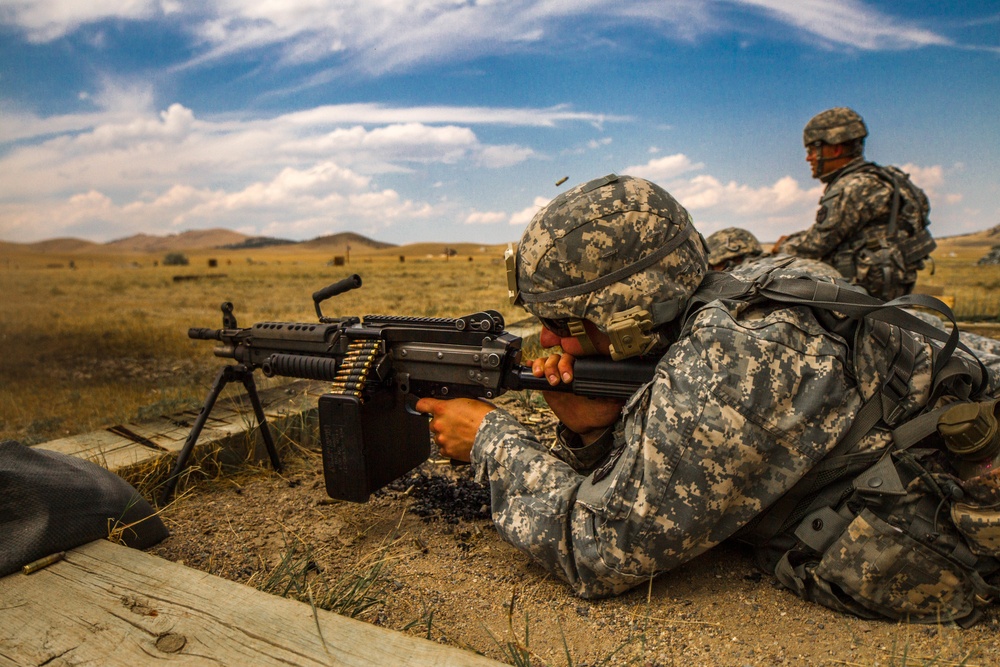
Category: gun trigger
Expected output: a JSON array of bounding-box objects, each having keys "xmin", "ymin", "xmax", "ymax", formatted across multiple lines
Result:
[{"xmin": 404, "ymin": 394, "xmax": 422, "ymax": 416}]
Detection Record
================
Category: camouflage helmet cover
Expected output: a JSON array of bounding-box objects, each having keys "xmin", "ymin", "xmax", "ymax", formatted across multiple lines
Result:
[
  {"xmin": 513, "ymin": 174, "xmax": 708, "ymax": 335},
  {"xmin": 706, "ymin": 227, "xmax": 762, "ymax": 267},
  {"xmin": 803, "ymin": 107, "xmax": 868, "ymax": 146}
]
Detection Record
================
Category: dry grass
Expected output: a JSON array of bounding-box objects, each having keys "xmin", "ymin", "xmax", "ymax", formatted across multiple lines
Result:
[
  {"xmin": 6, "ymin": 235, "xmax": 999, "ymax": 666},
  {"xmin": 3, "ymin": 233, "xmax": 1000, "ymax": 445},
  {"xmin": 0, "ymin": 244, "xmax": 516, "ymax": 444},
  {"xmin": 915, "ymin": 254, "xmax": 1000, "ymax": 321}
]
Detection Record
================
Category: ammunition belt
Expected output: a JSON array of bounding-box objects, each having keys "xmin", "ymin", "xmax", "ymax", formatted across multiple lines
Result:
[{"xmin": 330, "ymin": 339, "xmax": 382, "ymax": 400}]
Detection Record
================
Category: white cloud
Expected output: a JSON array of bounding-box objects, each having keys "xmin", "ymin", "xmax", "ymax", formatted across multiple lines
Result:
[
  {"xmin": 465, "ymin": 210, "xmax": 508, "ymax": 225},
  {"xmin": 283, "ymin": 123, "xmax": 479, "ymax": 166},
  {"xmin": 0, "ymin": 0, "xmax": 161, "ymax": 42},
  {"xmin": 0, "ymin": 162, "xmax": 441, "ymax": 242},
  {"xmin": 509, "ymin": 196, "xmax": 550, "ymax": 229},
  {"xmin": 477, "ymin": 144, "xmax": 535, "ymax": 168},
  {"xmin": 671, "ymin": 174, "xmax": 819, "ymax": 215},
  {"xmin": 740, "ymin": 0, "xmax": 952, "ymax": 50},
  {"xmin": 899, "ymin": 163, "xmax": 944, "ymax": 190},
  {"xmin": 0, "ymin": 1, "xmax": 960, "ymax": 77},
  {"xmin": 0, "ymin": 100, "xmax": 577, "ymax": 211},
  {"xmin": 624, "ymin": 153, "xmax": 704, "ymax": 182},
  {"xmin": 280, "ymin": 103, "xmax": 623, "ymax": 129}
]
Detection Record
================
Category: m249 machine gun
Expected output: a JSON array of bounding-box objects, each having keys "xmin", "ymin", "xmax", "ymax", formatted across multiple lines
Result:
[{"xmin": 163, "ymin": 275, "xmax": 656, "ymax": 504}]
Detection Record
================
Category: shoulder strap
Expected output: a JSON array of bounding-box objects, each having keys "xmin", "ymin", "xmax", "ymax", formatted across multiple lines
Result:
[
  {"xmin": 754, "ymin": 277, "xmax": 987, "ymax": 391},
  {"xmin": 686, "ymin": 270, "xmax": 990, "ymax": 440}
]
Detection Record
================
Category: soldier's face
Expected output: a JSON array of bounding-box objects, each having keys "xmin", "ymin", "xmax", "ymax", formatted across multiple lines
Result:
[
  {"xmin": 806, "ymin": 142, "xmax": 848, "ymax": 178},
  {"xmin": 805, "ymin": 143, "xmax": 827, "ymax": 178}
]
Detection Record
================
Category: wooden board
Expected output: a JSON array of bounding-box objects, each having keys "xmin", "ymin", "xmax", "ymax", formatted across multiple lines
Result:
[
  {"xmin": 0, "ymin": 539, "xmax": 504, "ymax": 667},
  {"xmin": 32, "ymin": 379, "xmax": 330, "ymax": 474}
]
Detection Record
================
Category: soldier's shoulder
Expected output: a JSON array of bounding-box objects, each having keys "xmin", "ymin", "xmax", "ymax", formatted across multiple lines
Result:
[
  {"xmin": 830, "ymin": 168, "xmax": 894, "ymax": 203},
  {"xmin": 733, "ymin": 255, "xmax": 843, "ymax": 281},
  {"xmin": 836, "ymin": 167, "xmax": 885, "ymax": 188}
]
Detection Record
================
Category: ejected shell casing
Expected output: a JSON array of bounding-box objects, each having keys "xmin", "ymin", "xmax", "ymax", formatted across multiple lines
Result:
[{"xmin": 22, "ymin": 551, "xmax": 65, "ymax": 574}]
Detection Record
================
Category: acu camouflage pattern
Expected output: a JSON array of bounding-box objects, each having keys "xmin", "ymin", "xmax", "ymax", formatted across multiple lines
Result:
[
  {"xmin": 472, "ymin": 246, "xmax": 1000, "ymax": 622},
  {"xmin": 706, "ymin": 227, "xmax": 763, "ymax": 269},
  {"xmin": 907, "ymin": 308, "xmax": 1000, "ymax": 359},
  {"xmin": 952, "ymin": 469, "xmax": 1000, "ymax": 556},
  {"xmin": 514, "ymin": 174, "xmax": 708, "ymax": 335},
  {"xmin": 802, "ymin": 107, "xmax": 868, "ymax": 146},
  {"xmin": 781, "ymin": 158, "xmax": 935, "ymax": 301},
  {"xmin": 772, "ymin": 449, "xmax": 1000, "ymax": 625},
  {"xmin": 474, "ymin": 257, "xmax": 874, "ymax": 598}
]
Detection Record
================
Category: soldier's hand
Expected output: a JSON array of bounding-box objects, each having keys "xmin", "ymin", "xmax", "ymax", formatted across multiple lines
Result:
[
  {"xmin": 532, "ymin": 352, "xmax": 576, "ymax": 385},
  {"xmin": 415, "ymin": 397, "xmax": 495, "ymax": 462},
  {"xmin": 531, "ymin": 352, "xmax": 623, "ymax": 442}
]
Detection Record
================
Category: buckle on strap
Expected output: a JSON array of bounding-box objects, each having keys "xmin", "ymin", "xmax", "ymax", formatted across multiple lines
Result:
[
  {"xmin": 607, "ymin": 307, "xmax": 654, "ymax": 361},
  {"xmin": 567, "ymin": 319, "xmax": 598, "ymax": 356}
]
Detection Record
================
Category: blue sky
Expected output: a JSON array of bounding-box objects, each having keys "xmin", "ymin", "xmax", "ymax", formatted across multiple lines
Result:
[{"xmin": 1, "ymin": 1, "xmax": 998, "ymax": 245}]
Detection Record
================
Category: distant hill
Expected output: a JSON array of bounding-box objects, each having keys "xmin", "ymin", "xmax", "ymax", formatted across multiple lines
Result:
[
  {"xmin": 218, "ymin": 236, "xmax": 297, "ymax": 250},
  {"xmin": 22, "ymin": 238, "xmax": 102, "ymax": 253},
  {"xmin": 104, "ymin": 229, "xmax": 250, "ymax": 252},
  {"xmin": 935, "ymin": 225, "xmax": 1000, "ymax": 249},
  {"xmin": 0, "ymin": 228, "xmax": 398, "ymax": 254},
  {"xmin": 300, "ymin": 232, "xmax": 397, "ymax": 251}
]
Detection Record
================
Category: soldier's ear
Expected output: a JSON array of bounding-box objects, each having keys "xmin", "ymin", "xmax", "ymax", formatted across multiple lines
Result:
[{"xmin": 829, "ymin": 143, "xmax": 848, "ymax": 158}]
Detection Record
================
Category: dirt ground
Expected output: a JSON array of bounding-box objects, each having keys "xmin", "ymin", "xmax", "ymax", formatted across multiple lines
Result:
[{"xmin": 150, "ymin": 394, "xmax": 1000, "ymax": 667}]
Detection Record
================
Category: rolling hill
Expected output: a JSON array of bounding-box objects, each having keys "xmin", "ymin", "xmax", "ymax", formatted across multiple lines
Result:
[{"xmin": 2, "ymin": 229, "xmax": 397, "ymax": 254}]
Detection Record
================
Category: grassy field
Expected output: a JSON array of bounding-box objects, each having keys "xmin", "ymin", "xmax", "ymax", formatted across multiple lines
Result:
[
  {"xmin": 0, "ymin": 244, "xmax": 518, "ymax": 444},
  {"xmin": 917, "ymin": 234, "xmax": 1000, "ymax": 320},
  {"xmin": 3, "ymin": 232, "xmax": 1000, "ymax": 445},
  {"xmin": 4, "ymin": 235, "xmax": 1000, "ymax": 666}
]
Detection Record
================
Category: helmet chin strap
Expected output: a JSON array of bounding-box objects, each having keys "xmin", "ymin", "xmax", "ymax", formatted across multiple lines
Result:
[
  {"xmin": 809, "ymin": 140, "xmax": 828, "ymax": 177},
  {"xmin": 567, "ymin": 319, "xmax": 598, "ymax": 356}
]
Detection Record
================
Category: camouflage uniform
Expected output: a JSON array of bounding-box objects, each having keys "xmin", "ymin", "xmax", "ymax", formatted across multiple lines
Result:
[
  {"xmin": 783, "ymin": 108, "xmax": 935, "ymax": 301},
  {"xmin": 705, "ymin": 227, "xmax": 763, "ymax": 270},
  {"xmin": 705, "ymin": 227, "xmax": 842, "ymax": 280},
  {"xmin": 476, "ymin": 175, "xmax": 998, "ymax": 600}
]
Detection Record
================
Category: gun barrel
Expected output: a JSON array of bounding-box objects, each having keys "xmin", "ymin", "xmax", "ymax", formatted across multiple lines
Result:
[{"xmin": 189, "ymin": 327, "xmax": 222, "ymax": 340}]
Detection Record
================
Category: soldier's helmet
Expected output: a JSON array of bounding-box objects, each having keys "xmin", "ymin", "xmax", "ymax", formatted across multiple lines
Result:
[
  {"xmin": 803, "ymin": 107, "xmax": 868, "ymax": 146},
  {"xmin": 507, "ymin": 174, "xmax": 708, "ymax": 360},
  {"xmin": 706, "ymin": 227, "xmax": 762, "ymax": 269}
]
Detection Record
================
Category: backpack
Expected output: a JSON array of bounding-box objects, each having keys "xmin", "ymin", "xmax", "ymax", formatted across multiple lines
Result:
[
  {"xmin": 829, "ymin": 162, "xmax": 937, "ymax": 301},
  {"xmin": 688, "ymin": 267, "xmax": 1000, "ymax": 626}
]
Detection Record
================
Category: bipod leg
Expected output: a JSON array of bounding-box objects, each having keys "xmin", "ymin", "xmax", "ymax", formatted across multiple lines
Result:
[
  {"xmin": 160, "ymin": 365, "xmax": 234, "ymax": 505},
  {"xmin": 240, "ymin": 371, "xmax": 283, "ymax": 473}
]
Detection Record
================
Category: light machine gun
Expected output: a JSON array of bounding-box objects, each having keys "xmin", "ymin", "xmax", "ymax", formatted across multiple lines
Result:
[{"xmin": 163, "ymin": 275, "xmax": 656, "ymax": 504}]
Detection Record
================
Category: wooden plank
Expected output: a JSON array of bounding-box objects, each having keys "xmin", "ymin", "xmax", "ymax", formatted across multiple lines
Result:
[
  {"xmin": 106, "ymin": 417, "xmax": 193, "ymax": 453},
  {"xmin": 31, "ymin": 380, "xmax": 330, "ymax": 473},
  {"xmin": 0, "ymin": 540, "xmax": 504, "ymax": 667},
  {"xmin": 35, "ymin": 430, "xmax": 160, "ymax": 470}
]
